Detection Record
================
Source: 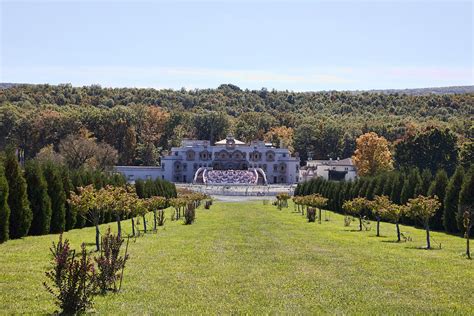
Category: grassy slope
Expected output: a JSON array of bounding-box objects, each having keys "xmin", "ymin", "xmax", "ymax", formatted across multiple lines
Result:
[{"xmin": 0, "ymin": 201, "xmax": 472, "ymax": 314}]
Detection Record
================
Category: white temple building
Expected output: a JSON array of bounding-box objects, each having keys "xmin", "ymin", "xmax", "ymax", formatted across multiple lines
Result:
[{"xmin": 115, "ymin": 136, "xmax": 300, "ymax": 185}]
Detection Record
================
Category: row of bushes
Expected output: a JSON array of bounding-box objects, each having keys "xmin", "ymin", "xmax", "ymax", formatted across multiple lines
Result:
[{"xmin": 295, "ymin": 165, "xmax": 474, "ymax": 235}]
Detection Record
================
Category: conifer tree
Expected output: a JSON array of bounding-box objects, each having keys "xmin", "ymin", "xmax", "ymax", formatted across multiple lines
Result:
[
  {"xmin": 428, "ymin": 169, "xmax": 448, "ymax": 230},
  {"xmin": 400, "ymin": 168, "xmax": 421, "ymax": 205},
  {"xmin": 390, "ymin": 173, "xmax": 404, "ymax": 204},
  {"xmin": 443, "ymin": 166, "xmax": 464, "ymax": 233},
  {"xmin": 0, "ymin": 162, "xmax": 10, "ymax": 243},
  {"xmin": 43, "ymin": 163, "xmax": 66, "ymax": 233},
  {"xmin": 60, "ymin": 167, "xmax": 76, "ymax": 231},
  {"xmin": 416, "ymin": 169, "xmax": 432, "ymax": 196},
  {"xmin": 458, "ymin": 166, "xmax": 474, "ymax": 235},
  {"xmin": 5, "ymin": 149, "xmax": 32, "ymax": 238},
  {"xmin": 25, "ymin": 161, "xmax": 52, "ymax": 235}
]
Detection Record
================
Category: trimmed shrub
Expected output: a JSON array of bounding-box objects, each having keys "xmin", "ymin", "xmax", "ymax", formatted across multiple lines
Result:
[
  {"xmin": 43, "ymin": 235, "xmax": 97, "ymax": 314},
  {"xmin": 307, "ymin": 208, "xmax": 316, "ymax": 222},
  {"xmin": 95, "ymin": 228, "xmax": 129, "ymax": 293}
]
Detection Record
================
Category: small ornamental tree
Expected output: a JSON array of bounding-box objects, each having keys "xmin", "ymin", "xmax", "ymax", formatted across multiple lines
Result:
[
  {"xmin": 407, "ymin": 195, "xmax": 441, "ymax": 249},
  {"xmin": 380, "ymin": 203, "xmax": 407, "ymax": 242},
  {"xmin": 373, "ymin": 195, "xmax": 390, "ymax": 237},
  {"xmin": 343, "ymin": 197, "xmax": 372, "ymax": 231},
  {"xmin": 276, "ymin": 193, "xmax": 290, "ymax": 209},
  {"xmin": 69, "ymin": 185, "xmax": 102, "ymax": 251},
  {"xmin": 5, "ymin": 148, "xmax": 32, "ymax": 239},
  {"xmin": 25, "ymin": 161, "xmax": 52, "ymax": 235},
  {"xmin": 0, "ymin": 162, "xmax": 10, "ymax": 243},
  {"xmin": 146, "ymin": 196, "xmax": 167, "ymax": 230}
]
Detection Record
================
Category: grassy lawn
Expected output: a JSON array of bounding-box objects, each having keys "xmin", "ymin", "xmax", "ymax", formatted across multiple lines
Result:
[{"xmin": 0, "ymin": 201, "xmax": 472, "ymax": 314}]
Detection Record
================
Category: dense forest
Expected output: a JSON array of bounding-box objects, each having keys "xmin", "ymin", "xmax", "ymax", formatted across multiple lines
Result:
[{"xmin": 0, "ymin": 83, "xmax": 472, "ymax": 166}]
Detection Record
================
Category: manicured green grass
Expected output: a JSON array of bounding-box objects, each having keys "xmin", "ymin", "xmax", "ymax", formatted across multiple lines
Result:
[{"xmin": 0, "ymin": 201, "xmax": 472, "ymax": 314}]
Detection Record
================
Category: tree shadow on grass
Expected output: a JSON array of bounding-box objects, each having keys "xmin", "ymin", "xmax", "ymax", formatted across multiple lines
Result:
[
  {"xmin": 405, "ymin": 245, "xmax": 442, "ymax": 251},
  {"xmin": 381, "ymin": 240, "xmax": 404, "ymax": 244}
]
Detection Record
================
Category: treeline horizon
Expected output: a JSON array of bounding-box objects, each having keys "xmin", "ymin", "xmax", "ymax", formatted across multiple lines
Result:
[{"xmin": 0, "ymin": 83, "xmax": 472, "ymax": 166}]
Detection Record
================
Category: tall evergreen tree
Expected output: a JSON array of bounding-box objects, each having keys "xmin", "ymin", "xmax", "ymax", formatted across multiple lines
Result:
[
  {"xmin": 443, "ymin": 166, "xmax": 464, "ymax": 233},
  {"xmin": 428, "ymin": 169, "xmax": 448, "ymax": 230},
  {"xmin": 390, "ymin": 173, "xmax": 404, "ymax": 204},
  {"xmin": 416, "ymin": 169, "xmax": 432, "ymax": 196},
  {"xmin": 458, "ymin": 166, "xmax": 474, "ymax": 235},
  {"xmin": 4, "ymin": 149, "xmax": 32, "ymax": 238},
  {"xmin": 43, "ymin": 163, "xmax": 66, "ymax": 233},
  {"xmin": 400, "ymin": 169, "xmax": 421, "ymax": 205},
  {"xmin": 60, "ymin": 167, "xmax": 76, "ymax": 231},
  {"xmin": 0, "ymin": 162, "xmax": 10, "ymax": 243},
  {"xmin": 25, "ymin": 161, "xmax": 52, "ymax": 235}
]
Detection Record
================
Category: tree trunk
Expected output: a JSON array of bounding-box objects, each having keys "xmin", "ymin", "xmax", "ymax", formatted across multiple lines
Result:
[
  {"xmin": 95, "ymin": 224, "xmax": 100, "ymax": 252},
  {"xmin": 466, "ymin": 230, "xmax": 471, "ymax": 259},
  {"xmin": 318, "ymin": 208, "xmax": 322, "ymax": 224},
  {"xmin": 131, "ymin": 217, "xmax": 135, "ymax": 236},
  {"xmin": 396, "ymin": 223, "xmax": 401, "ymax": 242},
  {"xmin": 116, "ymin": 214, "xmax": 122, "ymax": 239},
  {"xmin": 359, "ymin": 216, "xmax": 362, "ymax": 231},
  {"xmin": 376, "ymin": 217, "xmax": 380, "ymax": 237},
  {"xmin": 143, "ymin": 215, "xmax": 147, "ymax": 233},
  {"xmin": 153, "ymin": 210, "xmax": 157, "ymax": 231},
  {"xmin": 426, "ymin": 224, "xmax": 431, "ymax": 249}
]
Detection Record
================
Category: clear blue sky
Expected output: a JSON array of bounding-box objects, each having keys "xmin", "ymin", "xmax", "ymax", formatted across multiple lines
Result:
[{"xmin": 1, "ymin": 0, "xmax": 472, "ymax": 91}]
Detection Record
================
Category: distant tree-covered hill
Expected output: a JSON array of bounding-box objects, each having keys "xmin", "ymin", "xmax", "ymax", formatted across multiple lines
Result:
[{"xmin": 0, "ymin": 83, "xmax": 472, "ymax": 165}]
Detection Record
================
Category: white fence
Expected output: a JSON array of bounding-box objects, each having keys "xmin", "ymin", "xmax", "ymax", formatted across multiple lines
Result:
[{"xmin": 176, "ymin": 183, "xmax": 296, "ymax": 197}]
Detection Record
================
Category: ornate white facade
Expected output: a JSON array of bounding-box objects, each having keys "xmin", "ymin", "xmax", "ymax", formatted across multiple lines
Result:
[{"xmin": 116, "ymin": 136, "xmax": 300, "ymax": 185}]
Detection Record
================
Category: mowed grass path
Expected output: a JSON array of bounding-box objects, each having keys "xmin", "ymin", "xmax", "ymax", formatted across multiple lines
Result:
[{"xmin": 0, "ymin": 201, "xmax": 473, "ymax": 314}]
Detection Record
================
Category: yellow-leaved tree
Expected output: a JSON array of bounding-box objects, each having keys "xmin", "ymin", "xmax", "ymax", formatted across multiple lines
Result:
[{"xmin": 352, "ymin": 132, "xmax": 393, "ymax": 176}]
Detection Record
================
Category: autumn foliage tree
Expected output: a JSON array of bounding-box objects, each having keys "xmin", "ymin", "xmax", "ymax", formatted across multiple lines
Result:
[{"xmin": 352, "ymin": 132, "xmax": 393, "ymax": 176}]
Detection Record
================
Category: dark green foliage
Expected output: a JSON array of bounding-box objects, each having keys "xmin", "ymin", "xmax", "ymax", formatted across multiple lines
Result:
[
  {"xmin": 135, "ymin": 179, "xmax": 145, "ymax": 198},
  {"xmin": 0, "ymin": 162, "xmax": 10, "ymax": 243},
  {"xmin": 458, "ymin": 166, "xmax": 474, "ymax": 235},
  {"xmin": 427, "ymin": 169, "xmax": 448, "ymax": 230},
  {"xmin": 95, "ymin": 228, "xmax": 129, "ymax": 294},
  {"xmin": 43, "ymin": 234, "xmax": 97, "ymax": 314},
  {"xmin": 443, "ymin": 166, "xmax": 464, "ymax": 233},
  {"xmin": 390, "ymin": 173, "xmax": 404, "ymax": 204},
  {"xmin": 25, "ymin": 161, "xmax": 52, "ymax": 235},
  {"xmin": 5, "ymin": 149, "xmax": 32, "ymax": 238},
  {"xmin": 394, "ymin": 128, "xmax": 458, "ymax": 175},
  {"xmin": 400, "ymin": 169, "xmax": 421, "ymax": 205},
  {"xmin": 416, "ymin": 169, "xmax": 432, "ymax": 196},
  {"xmin": 60, "ymin": 167, "xmax": 76, "ymax": 231},
  {"xmin": 459, "ymin": 141, "xmax": 473, "ymax": 168},
  {"xmin": 43, "ymin": 163, "xmax": 66, "ymax": 233}
]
